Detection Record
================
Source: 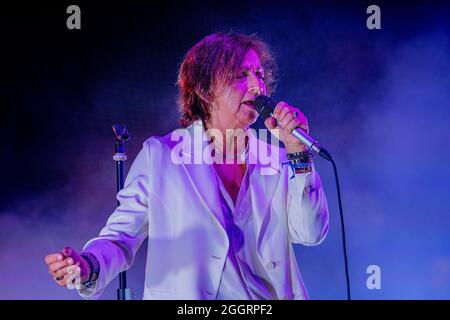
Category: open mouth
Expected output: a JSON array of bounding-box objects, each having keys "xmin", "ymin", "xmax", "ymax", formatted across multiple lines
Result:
[{"xmin": 242, "ymin": 100, "xmax": 255, "ymax": 107}]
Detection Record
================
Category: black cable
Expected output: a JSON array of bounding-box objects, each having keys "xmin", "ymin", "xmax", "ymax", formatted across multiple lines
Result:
[
  {"xmin": 329, "ymin": 157, "xmax": 351, "ymax": 300},
  {"xmin": 317, "ymin": 147, "xmax": 351, "ymax": 299}
]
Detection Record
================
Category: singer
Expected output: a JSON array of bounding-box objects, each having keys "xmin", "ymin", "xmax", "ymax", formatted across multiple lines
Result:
[{"xmin": 44, "ymin": 32, "xmax": 329, "ymax": 300}]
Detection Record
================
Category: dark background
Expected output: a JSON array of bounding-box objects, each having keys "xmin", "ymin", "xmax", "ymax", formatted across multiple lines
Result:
[{"xmin": 1, "ymin": 0, "xmax": 450, "ymax": 299}]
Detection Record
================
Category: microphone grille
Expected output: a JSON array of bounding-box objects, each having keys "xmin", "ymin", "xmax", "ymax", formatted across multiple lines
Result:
[
  {"xmin": 254, "ymin": 95, "xmax": 275, "ymax": 120},
  {"xmin": 112, "ymin": 124, "xmax": 130, "ymax": 141}
]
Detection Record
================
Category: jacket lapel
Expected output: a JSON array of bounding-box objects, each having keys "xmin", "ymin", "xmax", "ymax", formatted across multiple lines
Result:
[
  {"xmin": 178, "ymin": 122, "xmax": 229, "ymax": 243},
  {"xmin": 175, "ymin": 122, "xmax": 284, "ymax": 261},
  {"xmin": 247, "ymin": 130, "xmax": 283, "ymax": 260}
]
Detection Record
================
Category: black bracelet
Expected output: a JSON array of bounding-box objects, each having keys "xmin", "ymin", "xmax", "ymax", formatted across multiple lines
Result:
[
  {"xmin": 80, "ymin": 251, "xmax": 100, "ymax": 287},
  {"xmin": 287, "ymin": 150, "xmax": 314, "ymax": 163}
]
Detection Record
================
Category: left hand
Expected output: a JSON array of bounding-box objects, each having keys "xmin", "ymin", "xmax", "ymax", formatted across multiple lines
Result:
[
  {"xmin": 264, "ymin": 101, "xmax": 309, "ymax": 153},
  {"xmin": 45, "ymin": 246, "xmax": 91, "ymax": 287}
]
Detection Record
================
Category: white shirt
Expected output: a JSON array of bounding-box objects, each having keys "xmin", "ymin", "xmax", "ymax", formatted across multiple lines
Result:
[{"xmin": 215, "ymin": 159, "xmax": 278, "ymax": 300}]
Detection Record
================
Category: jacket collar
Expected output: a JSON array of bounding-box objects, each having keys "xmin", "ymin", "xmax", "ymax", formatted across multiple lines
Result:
[{"xmin": 180, "ymin": 120, "xmax": 281, "ymax": 172}]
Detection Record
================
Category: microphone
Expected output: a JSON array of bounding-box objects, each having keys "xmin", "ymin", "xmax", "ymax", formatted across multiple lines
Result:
[
  {"xmin": 112, "ymin": 124, "xmax": 130, "ymax": 141},
  {"xmin": 254, "ymin": 96, "xmax": 351, "ymax": 300},
  {"xmin": 254, "ymin": 95, "xmax": 332, "ymax": 161}
]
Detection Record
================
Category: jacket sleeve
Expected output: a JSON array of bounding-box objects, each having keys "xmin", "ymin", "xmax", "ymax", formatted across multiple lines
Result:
[
  {"xmin": 78, "ymin": 141, "xmax": 151, "ymax": 299},
  {"xmin": 286, "ymin": 165, "xmax": 330, "ymax": 246}
]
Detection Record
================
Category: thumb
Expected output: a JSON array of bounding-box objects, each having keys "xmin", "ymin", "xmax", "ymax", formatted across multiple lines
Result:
[
  {"xmin": 264, "ymin": 117, "xmax": 278, "ymax": 130},
  {"xmin": 61, "ymin": 246, "xmax": 73, "ymax": 258},
  {"xmin": 62, "ymin": 246, "xmax": 82, "ymax": 263}
]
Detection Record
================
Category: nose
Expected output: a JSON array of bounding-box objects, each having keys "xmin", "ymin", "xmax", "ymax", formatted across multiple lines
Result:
[
  {"xmin": 250, "ymin": 86, "xmax": 263, "ymax": 96},
  {"xmin": 248, "ymin": 73, "xmax": 265, "ymax": 96}
]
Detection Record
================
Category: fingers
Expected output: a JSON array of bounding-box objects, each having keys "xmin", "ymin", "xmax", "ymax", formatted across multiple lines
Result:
[
  {"xmin": 46, "ymin": 247, "xmax": 85, "ymax": 288},
  {"xmin": 48, "ymin": 257, "xmax": 74, "ymax": 274},
  {"xmin": 273, "ymin": 102, "xmax": 309, "ymax": 133},
  {"xmin": 62, "ymin": 246, "xmax": 85, "ymax": 265},
  {"xmin": 55, "ymin": 263, "xmax": 80, "ymax": 280},
  {"xmin": 264, "ymin": 117, "xmax": 277, "ymax": 130},
  {"xmin": 65, "ymin": 266, "xmax": 83, "ymax": 289},
  {"xmin": 54, "ymin": 270, "xmax": 70, "ymax": 286},
  {"xmin": 44, "ymin": 253, "xmax": 63, "ymax": 265},
  {"xmin": 61, "ymin": 246, "xmax": 73, "ymax": 258},
  {"xmin": 45, "ymin": 246, "xmax": 75, "ymax": 268},
  {"xmin": 54, "ymin": 275, "xmax": 67, "ymax": 286},
  {"xmin": 279, "ymin": 112, "xmax": 295, "ymax": 129},
  {"xmin": 54, "ymin": 264, "xmax": 81, "ymax": 287},
  {"xmin": 273, "ymin": 102, "xmax": 290, "ymax": 124},
  {"xmin": 285, "ymin": 117, "xmax": 300, "ymax": 133},
  {"xmin": 287, "ymin": 113, "xmax": 309, "ymax": 133}
]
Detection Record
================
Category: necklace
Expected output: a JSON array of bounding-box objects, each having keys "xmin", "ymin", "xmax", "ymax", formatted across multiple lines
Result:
[
  {"xmin": 212, "ymin": 135, "xmax": 249, "ymax": 160},
  {"xmin": 213, "ymin": 142, "xmax": 249, "ymax": 159}
]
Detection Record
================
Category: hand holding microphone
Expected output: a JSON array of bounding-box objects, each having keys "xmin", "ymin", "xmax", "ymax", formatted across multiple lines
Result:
[
  {"xmin": 254, "ymin": 95, "xmax": 332, "ymax": 160},
  {"xmin": 262, "ymin": 100, "xmax": 310, "ymax": 153}
]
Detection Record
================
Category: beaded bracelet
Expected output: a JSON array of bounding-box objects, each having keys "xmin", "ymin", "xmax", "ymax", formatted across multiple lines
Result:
[
  {"xmin": 80, "ymin": 251, "xmax": 100, "ymax": 288},
  {"xmin": 283, "ymin": 161, "xmax": 312, "ymax": 179},
  {"xmin": 287, "ymin": 150, "xmax": 315, "ymax": 163},
  {"xmin": 284, "ymin": 150, "xmax": 314, "ymax": 179}
]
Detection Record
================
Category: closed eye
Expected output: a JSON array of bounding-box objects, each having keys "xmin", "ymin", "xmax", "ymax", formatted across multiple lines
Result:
[
  {"xmin": 236, "ymin": 70, "xmax": 250, "ymax": 79},
  {"xmin": 255, "ymin": 70, "xmax": 265, "ymax": 80},
  {"xmin": 236, "ymin": 69, "xmax": 265, "ymax": 80}
]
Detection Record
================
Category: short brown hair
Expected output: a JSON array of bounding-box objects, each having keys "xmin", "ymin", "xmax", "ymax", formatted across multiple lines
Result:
[{"xmin": 177, "ymin": 32, "xmax": 278, "ymax": 127}]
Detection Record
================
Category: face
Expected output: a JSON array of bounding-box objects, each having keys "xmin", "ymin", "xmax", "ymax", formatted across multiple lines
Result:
[{"xmin": 210, "ymin": 49, "xmax": 267, "ymax": 129}]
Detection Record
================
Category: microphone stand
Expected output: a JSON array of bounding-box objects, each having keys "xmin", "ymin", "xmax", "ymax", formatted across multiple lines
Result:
[{"xmin": 112, "ymin": 124, "xmax": 133, "ymax": 300}]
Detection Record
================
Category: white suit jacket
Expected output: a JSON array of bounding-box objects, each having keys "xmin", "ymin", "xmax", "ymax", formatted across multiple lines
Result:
[{"xmin": 79, "ymin": 121, "xmax": 329, "ymax": 300}]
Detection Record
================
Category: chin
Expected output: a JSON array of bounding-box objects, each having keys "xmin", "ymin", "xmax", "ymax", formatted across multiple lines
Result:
[
  {"xmin": 248, "ymin": 109, "xmax": 259, "ymax": 122},
  {"xmin": 243, "ymin": 113, "xmax": 258, "ymax": 126},
  {"xmin": 249, "ymin": 114, "xmax": 258, "ymax": 125},
  {"xmin": 236, "ymin": 106, "xmax": 258, "ymax": 127}
]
